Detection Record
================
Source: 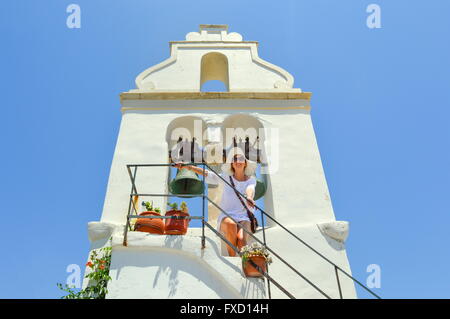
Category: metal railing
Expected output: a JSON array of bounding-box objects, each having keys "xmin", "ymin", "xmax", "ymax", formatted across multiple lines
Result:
[{"xmin": 122, "ymin": 162, "xmax": 381, "ymax": 299}]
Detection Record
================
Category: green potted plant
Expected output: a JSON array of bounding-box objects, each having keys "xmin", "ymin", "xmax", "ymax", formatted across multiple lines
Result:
[
  {"xmin": 165, "ymin": 201, "xmax": 190, "ymax": 235},
  {"xmin": 134, "ymin": 201, "xmax": 164, "ymax": 235},
  {"xmin": 240, "ymin": 242, "xmax": 273, "ymax": 278}
]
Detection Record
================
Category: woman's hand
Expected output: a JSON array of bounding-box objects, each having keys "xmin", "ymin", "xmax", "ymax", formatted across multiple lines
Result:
[
  {"xmin": 246, "ymin": 197, "xmax": 255, "ymax": 209},
  {"xmin": 245, "ymin": 185, "xmax": 255, "ymax": 209},
  {"xmin": 173, "ymin": 163, "xmax": 190, "ymax": 170},
  {"xmin": 173, "ymin": 164, "xmax": 208, "ymax": 177}
]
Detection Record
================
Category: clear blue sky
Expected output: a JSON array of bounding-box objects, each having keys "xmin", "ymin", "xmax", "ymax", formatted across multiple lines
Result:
[{"xmin": 1, "ymin": 0, "xmax": 449, "ymax": 298}]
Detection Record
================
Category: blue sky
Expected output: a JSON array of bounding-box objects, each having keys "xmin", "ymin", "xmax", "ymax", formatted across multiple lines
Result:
[{"xmin": 1, "ymin": 0, "xmax": 449, "ymax": 298}]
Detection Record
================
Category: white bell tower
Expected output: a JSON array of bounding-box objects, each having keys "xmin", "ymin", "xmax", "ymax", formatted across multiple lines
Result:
[{"xmin": 85, "ymin": 25, "xmax": 358, "ymax": 299}]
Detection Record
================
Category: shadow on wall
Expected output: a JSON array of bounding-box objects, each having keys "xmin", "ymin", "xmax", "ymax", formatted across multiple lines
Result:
[{"xmin": 110, "ymin": 244, "xmax": 245, "ymax": 299}]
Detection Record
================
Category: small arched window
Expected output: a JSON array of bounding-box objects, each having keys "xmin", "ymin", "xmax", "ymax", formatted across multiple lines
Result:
[{"xmin": 200, "ymin": 52, "xmax": 229, "ymax": 92}]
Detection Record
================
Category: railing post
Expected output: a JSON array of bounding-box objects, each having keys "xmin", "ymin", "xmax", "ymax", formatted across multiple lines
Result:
[
  {"xmin": 259, "ymin": 199, "xmax": 272, "ymax": 299},
  {"xmin": 123, "ymin": 194, "xmax": 132, "ymax": 246},
  {"xmin": 335, "ymin": 265, "xmax": 343, "ymax": 299},
  {"xmin": 123, "ymin": 166, "xmax": 138, "ymax": 246},
  {"xmin": 201, "ymin": 163, "xmax": 206, "ymax": 249}
]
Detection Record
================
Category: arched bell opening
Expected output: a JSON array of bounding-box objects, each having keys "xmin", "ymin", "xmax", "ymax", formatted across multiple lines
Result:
[
  {"xmin": 221, "ymin": 114, "xmax": 266, "ymax": 164},
  {"xmin": 201, "ymin": 80, "xmax": 228, "ymax": 92},
  {"xmin": 166, "ymin": 115, "xmax": 208, "ymax": 163},
  {"xmin": 221, "ymin": 114, "xmax": 271, "ymax": 226},
  {"xmin": 165, "ymin": 116, "xmax": 208, "ymax": 227},
  {"xmin": 200, "ymin": 52, "xmax": 229, "ymax": 92}
]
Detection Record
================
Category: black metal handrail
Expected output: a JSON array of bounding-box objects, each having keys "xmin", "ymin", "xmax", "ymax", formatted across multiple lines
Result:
[
  {"xmin": 122, "ymin": 162, "xmax": 381, "ymax": 299},
  {"xmin": 205, "ymin": 193, "xmax": 331, "ymax": 299},
  {"xmin": 203, "ymin": 163, "xmax": 382, "ymax": 299}
]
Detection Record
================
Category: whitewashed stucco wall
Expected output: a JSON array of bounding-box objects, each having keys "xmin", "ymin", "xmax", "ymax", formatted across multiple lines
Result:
[
  {"xmin": 87, "ymin": 25, "xmax": 357, "ymax": 299},
  {"xmin": 106, "ymin": 228, "xmax": 266, "ymax": 299},
  {"xmin": 91, "ymin": 97, "xmax": 356, "ymax": 298},
  {"xmin": 140, "ymin": 47, "xmax": 293, "ymax": 92}
]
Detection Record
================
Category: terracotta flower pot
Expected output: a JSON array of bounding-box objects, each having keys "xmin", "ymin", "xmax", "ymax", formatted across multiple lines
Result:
[
  {"xmin": 165, "ymin": 209, "xmax": 190, "ymax": 235},
  {"xmin": 242, "ymin": 256, "xmax": 267, "ymax": 278},
  {"xmin": 134, "ymin": 211, "xmax": 165, "ymax": 235}
]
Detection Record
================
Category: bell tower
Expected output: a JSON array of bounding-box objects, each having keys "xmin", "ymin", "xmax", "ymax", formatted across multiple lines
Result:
[{"xmin": 85, "ymin": 25, "xmax": 358, "ymax": 299}]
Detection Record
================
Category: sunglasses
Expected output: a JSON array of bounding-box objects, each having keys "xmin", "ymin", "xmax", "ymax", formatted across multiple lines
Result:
[{"xmin": 232, "ymin": 155, "xmax": 246, "ymax": 163}]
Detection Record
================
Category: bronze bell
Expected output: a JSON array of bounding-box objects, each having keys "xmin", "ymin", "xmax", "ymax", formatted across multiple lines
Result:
[
  {"xmin": 169, "ymin": 168, "xmax": 205, "ymax": 197},
  {"xmin": 254, "ymin": 177, "xmax": 266, "ymax": 201}
]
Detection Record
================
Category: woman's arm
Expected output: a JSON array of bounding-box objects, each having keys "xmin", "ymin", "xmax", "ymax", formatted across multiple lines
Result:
[
  {"xmin": 172, "ymin": 164, "xmax": 220, "ymax": 184},
  {"xmin": 172, "ymin": 163, "xmax": 207, "ymax": 176},
  {"xmin": 245, "ymin": 180, "xmax": 256, "ymax": 208}
]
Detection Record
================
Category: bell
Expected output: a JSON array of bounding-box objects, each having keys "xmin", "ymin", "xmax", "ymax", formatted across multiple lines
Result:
[
  {"xmin": 169, "ymin": 168, "xmax": 205, "ymax": 197},
  {"xmin": 254, "ymin": 177, "xmax": 266, "ymax": 201}
]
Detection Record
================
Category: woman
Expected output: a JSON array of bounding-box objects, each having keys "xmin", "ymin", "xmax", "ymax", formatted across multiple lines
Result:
[{"xmin": 173, "ymin": 154, "xmax": 256, "ymax": 257}]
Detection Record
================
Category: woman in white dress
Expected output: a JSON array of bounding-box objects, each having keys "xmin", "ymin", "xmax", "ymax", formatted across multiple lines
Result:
[{"xmin": 173, "ymin": 154, "xmax": 256, "ymax": 256}]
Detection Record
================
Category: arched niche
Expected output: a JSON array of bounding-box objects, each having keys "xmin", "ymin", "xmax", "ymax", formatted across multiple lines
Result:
[
  {"xmin": 166, "ymin": 115, "xmax": 208, "ymax": 166},
  {"xmin": 166, "ymin": 116, "xmax": 207, "ymax": 150},
  {"xmin": 221, "ymin": 114, "xmax": 265, "ymax": 163},
  {"xmin": 200, "ymin": 52, "xmax": 229, "ymax": 91},
  {"xmin": 221, "ymin": 114, "xmax": 270, "ymax": 208},
  {"xmin": 165, "ymin": 116, "xmax": 208, "ymax": 218}
]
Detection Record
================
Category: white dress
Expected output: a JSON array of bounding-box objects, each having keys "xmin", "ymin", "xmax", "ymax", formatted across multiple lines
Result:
[{"xmin": 205, "ymin": 171, "xmax": 257, "ymax": 231}]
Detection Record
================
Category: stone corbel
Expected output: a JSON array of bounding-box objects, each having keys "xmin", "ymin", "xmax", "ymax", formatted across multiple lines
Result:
[
  {"xmin": 87, "ymin": 221, "xmax": 122, "ymax": 243},
  {"xmin": 317, "ymin": 221, "xmax": 349, "ymax": 243}
]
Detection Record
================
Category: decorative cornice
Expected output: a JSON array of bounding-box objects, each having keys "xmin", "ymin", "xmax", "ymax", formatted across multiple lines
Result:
[
  {"xmin": 169, "ymin": 41, "xmax": 259, "ymax": 45},
  {"xmin": 120, "ymin": 106, "xmax": 311, "ymax": 113},
  {"xmin": 135, "ymin": 26, "xmax": 299, "ymax": 91},
  {"xmin": 120, "ymin": 91, "xmax": 312, "ymax": 101}
]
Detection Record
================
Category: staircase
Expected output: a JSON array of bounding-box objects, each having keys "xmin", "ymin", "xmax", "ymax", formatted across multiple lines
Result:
[{"xmin": 102, "ymin": 162, "xmax": 381, "ymax": 299}]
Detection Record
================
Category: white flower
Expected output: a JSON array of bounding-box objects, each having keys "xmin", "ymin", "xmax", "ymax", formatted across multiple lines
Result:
[{"xmin": 240, "ymin": 242, "xmax": 272, "ymax": 264}]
